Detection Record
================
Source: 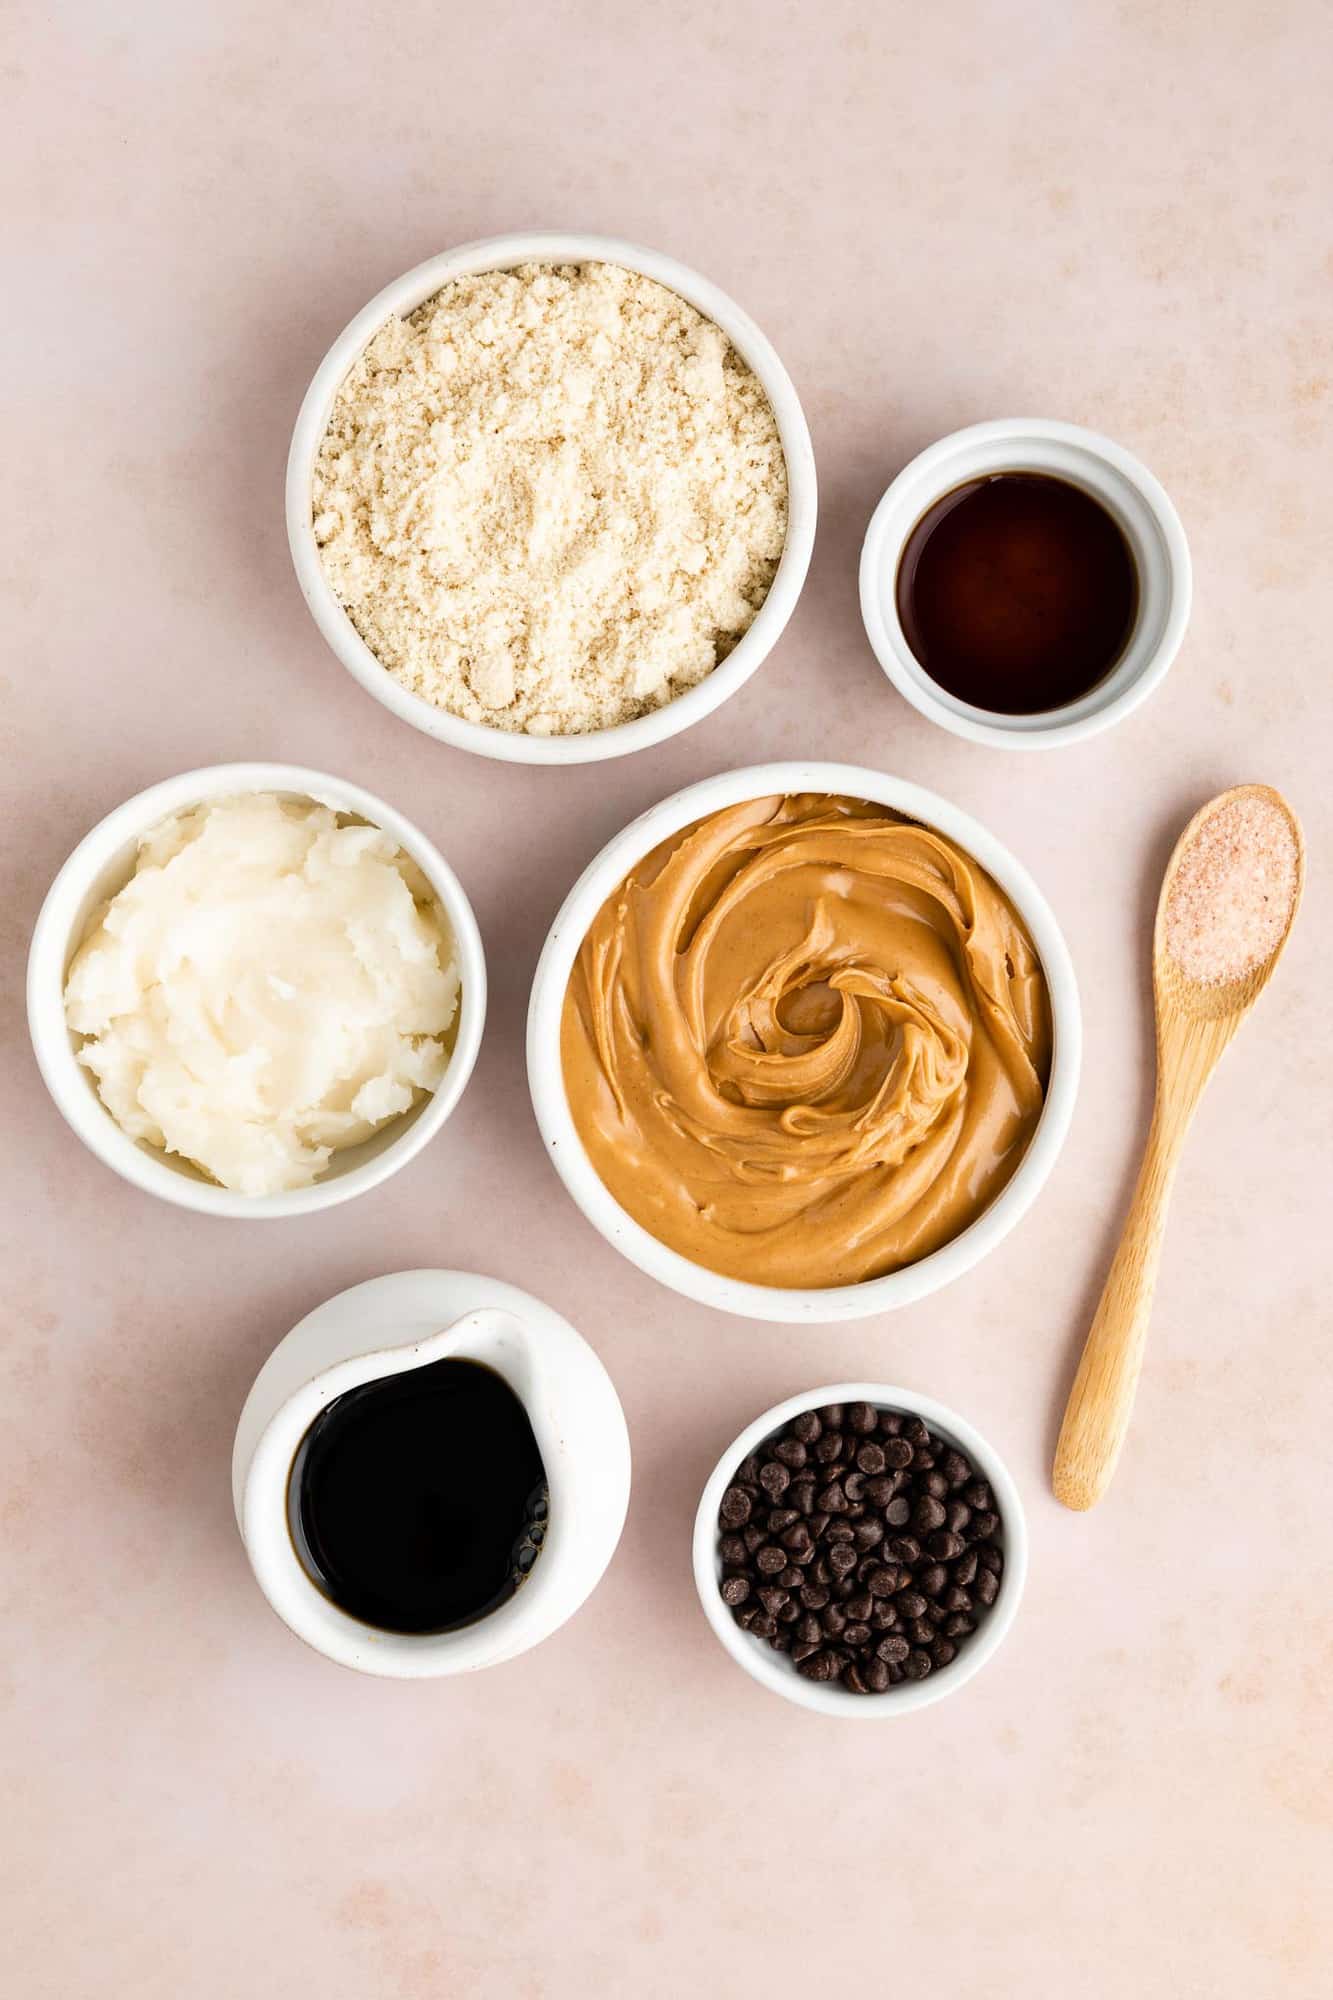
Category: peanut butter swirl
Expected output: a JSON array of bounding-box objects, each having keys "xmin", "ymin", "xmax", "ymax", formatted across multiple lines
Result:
[{"xmin": 560, "ymin": 794, "xmax": 1052, "ymax": 1289}]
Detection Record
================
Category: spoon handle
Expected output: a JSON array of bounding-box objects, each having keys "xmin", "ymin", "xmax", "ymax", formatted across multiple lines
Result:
[{"xmin": 1052, "ymin": 1105, "xmax": 1185, "ymax": 1511}]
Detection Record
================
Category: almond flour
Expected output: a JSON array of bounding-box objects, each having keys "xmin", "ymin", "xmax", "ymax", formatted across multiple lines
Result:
[{"xmin": 312, "ymin": 262, "xmax": 789, "ymax": 736}]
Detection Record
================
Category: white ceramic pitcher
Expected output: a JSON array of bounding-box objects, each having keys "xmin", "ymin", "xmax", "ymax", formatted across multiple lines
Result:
[{"xmin": 232, "ymin": 1270, "xmax": 631, "ymax": 1677}]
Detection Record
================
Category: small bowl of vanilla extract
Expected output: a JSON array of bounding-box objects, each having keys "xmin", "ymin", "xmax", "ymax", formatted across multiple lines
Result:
[{"xmin": 859, "ymin": 418, "xmax": 1191, "ymax": 749}]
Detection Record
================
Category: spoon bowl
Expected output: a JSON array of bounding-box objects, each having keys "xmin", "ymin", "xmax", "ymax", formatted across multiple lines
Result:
[{"xmin": 1154, "ymin": 783, "xmax": 1305, "ymax": 1020}]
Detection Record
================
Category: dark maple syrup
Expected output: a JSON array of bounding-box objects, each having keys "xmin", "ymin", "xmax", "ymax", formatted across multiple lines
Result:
[
  {"xmin": 289, "ymin": 1357, "xmax": 547, "ymax": 1635},
  {"xmin": 896, "ymin": 472, "xmax": 1138, "ymax": 714}
]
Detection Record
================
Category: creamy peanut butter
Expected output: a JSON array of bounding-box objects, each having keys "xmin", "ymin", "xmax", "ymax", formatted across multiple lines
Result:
[{"xmin": 560, "ymin": 794, "xmax": 1052, "ymax": 1289}]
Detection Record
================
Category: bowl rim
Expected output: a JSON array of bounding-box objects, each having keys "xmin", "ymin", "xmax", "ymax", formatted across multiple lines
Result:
[
  {"xmin": 286, "ymin": 229, "xmax": 818, "ymax": 766},
  {"xmin": 859, "ymin": 416, "xmax": 1192, "ymax": 750},
  {"xmin": 691, "ymin": 1382, "xmax": 1028, "ymax": 1717},
  {"xmin": 526, "ymin": 759, "xmax": 1081, "ymax": 1321},
  {"xmin": 27, "ymin": 761, "xmax": 487, "ymax": 1217}
]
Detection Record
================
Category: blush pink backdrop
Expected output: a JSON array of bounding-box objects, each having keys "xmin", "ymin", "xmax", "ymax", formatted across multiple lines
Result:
[{"xmin": 3, "ymin": 2, "xmax": 1330, "ymax": 1994}]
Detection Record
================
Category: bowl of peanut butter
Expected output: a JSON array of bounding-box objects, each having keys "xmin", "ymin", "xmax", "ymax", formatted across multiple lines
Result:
[{"xmin": 527, "ymin": 764, "xmax": 1081, "ymax": 1322}]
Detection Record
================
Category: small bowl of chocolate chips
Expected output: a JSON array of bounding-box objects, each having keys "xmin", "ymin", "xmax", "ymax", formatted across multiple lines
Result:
[{"xmin": 693, "ymin": 1384, "xmax": 1027, "ymax": 1716}]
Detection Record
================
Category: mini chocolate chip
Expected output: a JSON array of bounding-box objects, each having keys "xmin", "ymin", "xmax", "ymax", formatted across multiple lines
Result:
[
  {"xmin": 977, "ymin": 1544, "xmax": 1003, "ymax": 1575},
  {"xmin": 792, "ymin": 1638, "xmax": 820, "ymax": 1664},
  {"xmin": 800, "ymin": 1585, "xmax": 830, "ymax": 1612},
  {"xmin": 878, "ymin": 1411, "xmax": 904, "ymax": 1436},
  {"xmin": 883, "ymin": 1438, "xmax": 914, "ymax": 1470},
  {"xmin": 975, "ymin": 1567, "xmax": 1000, "ymax": 1606},
  {"xmin": 812, "ymin": 1557, "xmax": 832, "ymax": 1586},
  {"xmin": 842, "ymin": 1661, "xmax": 870, "ymax": 1694},
  {"xmin": 932, "ymin": 1639, "xmax": 957, "ymax": 1668},
  {"xmin": 909, "ymin": 1617, "xmax": 935, "ymax": 1644},
  {"xmin": 809, "ymin": 1513, "xmax": 830, "ymax": 1538},
  {"xmin": 923, "ymin": 1470, "xmax": 949, "ymax": 1500},
  {"xmin": 797, "ymin": 1650, "xmax": 839, "ymax": 1682},
  {"xmin": 887, "ymin": 1535, "xmax": 921, "ymax": 1564},
  {"xmin": 767, "ymin": 1507, "xmax": 799, "ymax": 1533},
  {"xmin": 824, "ymin": 1519, "xmax": 855, "ymax": 1544},
  {"xmin": 773, "ymin": 1439, "xmax": 807, "ymax": 1469},
  {"xmin": 719, "ymin": 1535, "xmax": 746, "ymax": 1564},
  {"xmin": 719, "ymin": 1486, "xmax": 752, "ymax": 1528},
  {"xmin": 817, "ymin": 1481, "xmax": 847, "ymax": 1513},
  {"xmin": 902, "ymin": 1418, "xmax": 930, "ymax": 1448},
  {"xmin": 941, "ymin": 1450, "xmax": 971, "ymax": 1488},
  {"xmin": 918, "ymin": 1564, "xmax": 948, "ymax": 1598},
  {"xmin": 815, "ymin": 1432, "xmax": 844, "ymax": 1464},
  {"xmin": 843, "ymin": 1622, "xmax": 871, "ymax": 1647},
  {"xmin": 946, "ymin": 1501, "xmax": 972, "ymax": 1535},
  {"xmin": 943, "ymin": 1585, "xmax": 973, "ymax": 1614},
  {"xmin": 821, "ymin": 1606, "xmax": 847, "ymax": 1636},
  {"xmin": 720, "ymin": 1576, "xmax": 750, "ymax": 1605},
  {"xmin": 789, "ymin": 1477, "xmax": 816, "ymax": 1515},
  {"xmin": 855, "ymin": 1442, "xmax": 886, "ymax": 1476},
  {"xmin": 735, "ymin": 1454, "xmax": 763, "ymax": 1488},
  {"xmin": 742, "ymin": 1524, "xmax": 765, "ymax": 1553},
  {"xmin": 963, "ymin": 1480, "xmax": 993, "ymax": 1511},
  {"xmin": 734, "ymin": 1606, "xmax": 757, "ymax": 1629},
  {"xmin": 750, "ymin": 1614, "xmax": 777, "ymax": 1640},
  {"xmin": 757, "ymin": 1586, "xmax": 788, "ymax": 1615},
  {"xmin": 828, "ymin": 1544, "xmax": 858, "ymax": 1576},
  {"xmin": 756, "ymin": 1545, "xmax": 786, "ymax": 1575},
  {"xmin": 969, "ymin": 1510, "xmax": 1000, "ymax": 1542},
  {"xmin": 866, "ymin": 1566, "xmax": 898, "ymax": 1598},
  {"xmin": 913, "ymin": 1496, "xmax": 946, "ymax": 1533},
  {"xmin": 790, "ymin": 1410, "xmax": 823, "ymax": 1444},
  {"xmin": 759, "ymin": 1461, "xmax": 791, "ymax": 1500},
  {"xmin": 911, "ymin": 1447, "xmax": 937, "ymax": 1470},
  {"xmin": 847, "ymin": 1402, "xmax": 878, "ymax": 1435},
  {"xmin": 895, "ymin": 1591, "xmax": 927, "ymax": 1620},
  {"xmin": 927, "ymin": 1530, "xmax": 965, "ymax": 1561},
  {"xmin": 818, "ymin": 1405, "xmax": 846, "ymax": 1429},
  {"xmin": 952, "ymin": 1550, "xmax": 978, "ymax": 1586},
  {"xmin": 865, "ymin": 1475, "xmax": 898, "ymax": 1507},
  {"xmin": 905, "ymin": 1649, "xmax": 933, "ymax": 1680},
  {"xmin": 852, "ymin": 1519, "xmax": 884, "ymax": 1551},
  {"xmin": 797, "ymin": 1612, "xmax": 821, "ymax": 1644},
  {"xmin": 944, "ymin": 1614, "xmax": 976, "ymax": 1638},
  {"xmin": 771, "ymin": 1630, "xmax": 792, "ymax": 1652},
  {"xmin": 885, "ymin": 1497, "xmax": 912, "ymax": 1527},
  {"xmin": 876, "ymin": 1635, "xmax": 910, "ymax": 1663},
  {"xmin": 872, "ymin": 1603, "xmax": 899, "ymax": 1631},
  {"xmin": 865, "ymin": 1657, "xmax": 891, "ymax": 1692},
  {"xmin": 842, "ymin": 1471, "xmax": 866, "ymax": 1503},
  {"xmin": 781, "ymin": 1521, "xmax": 812, "ymax": 1553},
  {"xmin": 845, "ymin": 1592, "xmax": 873, "ymax": 1621}
]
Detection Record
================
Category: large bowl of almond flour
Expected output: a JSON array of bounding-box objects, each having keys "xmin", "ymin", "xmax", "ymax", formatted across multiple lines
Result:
[{"xmin": 288, "ymin": 233, "xmax": 816, "ymax": 764}]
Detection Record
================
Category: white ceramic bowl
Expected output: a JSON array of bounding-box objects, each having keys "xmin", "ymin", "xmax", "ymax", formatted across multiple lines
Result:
[
  {"xmin": 28, "ymin": 762, "xmax": 486, "ymax": 1217},
  {"xmin": 233, "ymin": 1269, "xmax": 630, "ymax": 1677},
  {"xmin": 859, "ymin": 418, "xmax": 1192, "ymax": 749},
  {"xmin": 287, "ymin": 230, "xmax": 817, "ymax": 766},
  {"xmin": 527, "ymin": 761, "xmax": 1081, "ymax": 1323},
  {"xmin": 693, "ymin": 1383, "xmax": 1027, "ymax": 1717}
]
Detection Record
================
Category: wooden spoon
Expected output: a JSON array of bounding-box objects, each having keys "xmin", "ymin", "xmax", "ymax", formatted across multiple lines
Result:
[{"xmin": 1052, "ymin": 784, "xmax": 1305, "ymax": 1511}]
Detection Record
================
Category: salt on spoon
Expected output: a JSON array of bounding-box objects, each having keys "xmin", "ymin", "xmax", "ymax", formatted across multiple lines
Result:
[{"xmin": 1053, "ymin": 784, "xmax": 1304, "ymax": 1511}]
